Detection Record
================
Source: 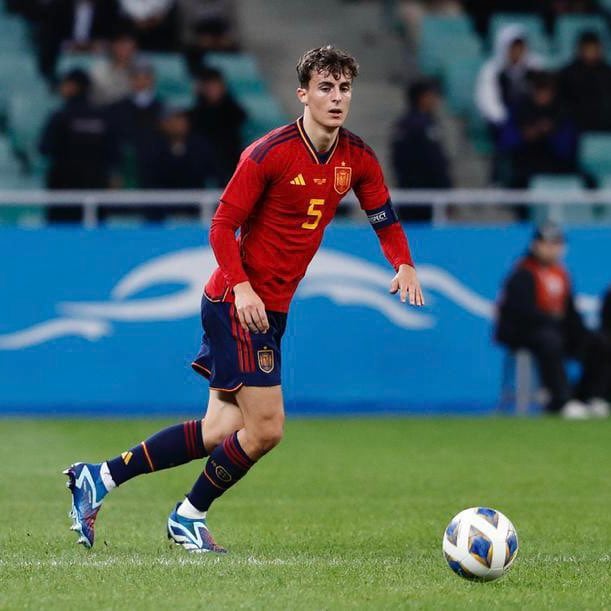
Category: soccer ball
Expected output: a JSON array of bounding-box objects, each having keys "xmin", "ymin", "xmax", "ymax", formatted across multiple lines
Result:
[{"xmin": 442, "ymin": 507, "xmax": 518, "ymax": 581}]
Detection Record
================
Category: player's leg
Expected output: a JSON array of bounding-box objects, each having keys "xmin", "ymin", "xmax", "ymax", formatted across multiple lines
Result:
[
  {"xmin": 169, "ymin": 385, "xmax": 284, "ymax": 553},
  {"xmin": 202, "ymin": 389, "xmax": 245, "ymax": 452},
  {"xmin": 64, "ymin": 391, "xmax": 244, "ymax": 548}
]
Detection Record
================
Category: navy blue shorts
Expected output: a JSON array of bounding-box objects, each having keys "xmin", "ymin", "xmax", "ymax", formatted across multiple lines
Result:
[{"xmin": 191, "ymin": 294, "xmax": 287, "ymax": 391}]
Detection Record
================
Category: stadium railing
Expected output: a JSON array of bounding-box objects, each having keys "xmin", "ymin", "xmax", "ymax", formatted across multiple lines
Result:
[{"xmin": 2, "ymin": 189, "xmax": 611, "ymax": 227}]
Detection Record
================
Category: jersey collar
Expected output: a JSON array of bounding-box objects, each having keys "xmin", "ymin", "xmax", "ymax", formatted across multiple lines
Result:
[{"xmin": 296, "ymin": 116, "xmax": 340, "ymax": 165}]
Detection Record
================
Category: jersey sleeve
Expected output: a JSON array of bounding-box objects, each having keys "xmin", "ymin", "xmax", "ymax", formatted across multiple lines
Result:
[
  {"xmin": 219, "ymin": 155, "xmax": 268, "ymax": 211},
  {"xmin": 354, "ymin": 150, "xmax": 414, "ymax": 270},
  {"xmin": 209, "ymin": 156, "xmax": 269, "ymax": 289},
  {"xmin": 353, "ymin": 150, "xmax": 390, "ymax": 211}
]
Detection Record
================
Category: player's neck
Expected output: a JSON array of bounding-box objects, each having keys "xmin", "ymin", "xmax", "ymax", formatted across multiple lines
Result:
[{"xmin": 302, "ymin": 113, "xmax": 339, "ymax": 153}]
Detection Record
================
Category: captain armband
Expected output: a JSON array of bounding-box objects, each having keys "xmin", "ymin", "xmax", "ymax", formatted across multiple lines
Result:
[{"xmin": 366, "ymin": 199, "xmax": 399, "ymax": 231}]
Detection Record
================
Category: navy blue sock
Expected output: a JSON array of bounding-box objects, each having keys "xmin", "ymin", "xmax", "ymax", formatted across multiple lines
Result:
[
  {"xmin": 107, "ymin": 420, "xmax": 206, "ymax": 486},
  {"xmin": 187, "ymin": 432, "xmax": 254, "ymax": 512}
]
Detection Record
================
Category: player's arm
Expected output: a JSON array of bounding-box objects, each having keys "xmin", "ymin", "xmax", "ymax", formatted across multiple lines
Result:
[
  {"xmin": 209, "ymin": 157, "xmax": 269, "ymax": 333},
  {"xmin": 354, "ymin": 153, "xmax": 424, "ymax": 306}
]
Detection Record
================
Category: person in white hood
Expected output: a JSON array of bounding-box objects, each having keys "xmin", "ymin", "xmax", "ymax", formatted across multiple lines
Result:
[{"xmin": 476, "ymin": 24, "xmax": 544, "ymax": 126}]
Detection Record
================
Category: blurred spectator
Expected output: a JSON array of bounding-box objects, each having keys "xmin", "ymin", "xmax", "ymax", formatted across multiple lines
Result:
[
  {"xmin": 391, "ymin": 80, "xmax": 451, "ymax": 222},
  {"xmin": 109, "ymin": 59, "xmax": 163, "ymax": 146},
  {"xmin": 137, "ymin": 107, "xmax": 213, "ymax": 189},
  {"xmin": 91, "ymin": 30, "xmax": 139, "ymax": 106},
  {"xmin": 189, "ymin": 67, "xmax": 246, "ymax": 185},
  {"xmin": 496, "ymin": 223, "xmax": 609, "ymax": 419},
  {"xmin": 558, "ymin": 31, "xmax": 611, "ymax": 133},
  {"xmin": 107, "ymin": 59, "xmax": 164, "ymax": 188},
  {"xmin": 39, "ymin": 69, "xmax": 119, "ymax": 221},
  {"xmin": 118, "ymin": 0, "xmax": 178, "ymax": 50},
  {"xmin": 184, "ymin": 16, "xmax": 239, "ymax": 76},
  {"xmin": 499, "ymin": 72, "xmax": 577, "ymax": 188},
  {"xmin": 476, "ymin": 25, "xmax": 543, "ymax": 129},
  {"xmin": 37, "ymin": 0, "xmax": 119, "ymax": 81}
]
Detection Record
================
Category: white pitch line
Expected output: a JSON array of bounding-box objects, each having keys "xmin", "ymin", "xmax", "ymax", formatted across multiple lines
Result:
[
  {"xmin": 0, "ymin": 556, "xmax": 406, "ymax": 569},
  {"xmin": 0, "ymin": 555, "xmax": 609, "ymax": 570}
]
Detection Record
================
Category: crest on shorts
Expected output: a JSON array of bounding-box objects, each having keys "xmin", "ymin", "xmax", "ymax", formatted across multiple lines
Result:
[
  {"xmin": 257, "ymin": 349, "xmax": 274, "ymax": 373},
  {"xmin": 334, "ymin": 166, "xmax": 352, "ymax": 194}
]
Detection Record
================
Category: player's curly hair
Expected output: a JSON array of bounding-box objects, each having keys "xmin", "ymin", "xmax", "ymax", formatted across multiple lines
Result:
[{"xmin": 296, "ymin": 45, "xmax": 359, "ymax": 87}]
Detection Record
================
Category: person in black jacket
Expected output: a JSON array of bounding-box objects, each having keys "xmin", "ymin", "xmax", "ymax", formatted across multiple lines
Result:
[
  {"xmin": 106, "ymin": 59, "xmax": 164, "ymax": 190},
  {"xmin": 189, "ymin": 67, "xmax": 246, "ymax": 186},
  {"xmin": 391, "ymin": 80, "xmax": 452, "ymax": 222},
  {"xmin": 137, "ymin": 107, "xmax": 213, "ymax": 189},
  {"xmin": 499, "ymin": 72, "xmax": 577, "ymax": 188},
  {"xmin": 39, "ymin": 69, "xmax": 119, "ymax": 222},
  {"xmin": 558, "ymin": 31, "xmax": 611, "ymax": 133},
  {"xmin": 130, "ymin": 107, "xmax": 213, "ymax": 222},
  {"xmin": 496, "ymin": 223, "xmax": 609, "ymax": 418}
]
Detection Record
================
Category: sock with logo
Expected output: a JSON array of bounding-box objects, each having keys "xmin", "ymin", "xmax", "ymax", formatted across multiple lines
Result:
[
  {"xmin": 106, "ymin": 420, "xmax": 207, "ymax": 487},
  {"xmin": 185, "ymin": 431, "xmax": 254, "ymax": 512}
]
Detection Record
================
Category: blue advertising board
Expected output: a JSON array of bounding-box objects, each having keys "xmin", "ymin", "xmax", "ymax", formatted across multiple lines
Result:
[{"xmin": 1, "ymin": 225, "xmax": 609, "ymax": 416}]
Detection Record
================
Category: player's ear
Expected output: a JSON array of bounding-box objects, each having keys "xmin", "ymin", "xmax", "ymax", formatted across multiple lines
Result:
[{"xmin": 296, "ymin": 87, "xmax": 308, "ymax": 106}]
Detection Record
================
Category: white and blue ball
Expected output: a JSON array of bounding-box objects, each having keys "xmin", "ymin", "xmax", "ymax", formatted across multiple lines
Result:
[{"xmin": 442, "ymin": 507, "xmax": 518, "ymax": 581}]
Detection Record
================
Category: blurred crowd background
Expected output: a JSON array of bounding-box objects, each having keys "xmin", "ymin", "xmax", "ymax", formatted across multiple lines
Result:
[
  {"xmin": 0, "ymin": 0, "xmax": 285, "ymax": 217},
  {"xmin": 3, "ymin": 0, "xmax": 611, "ymax": 224},
  {"xmin": 394, "ymin": 0, "xmax": 611, "ymax": 221}
]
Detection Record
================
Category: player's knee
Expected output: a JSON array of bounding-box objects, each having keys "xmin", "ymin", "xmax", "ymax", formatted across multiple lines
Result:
[{"xmin": 251, "ymin": 417, "xmax": 284, "ymax": 454}]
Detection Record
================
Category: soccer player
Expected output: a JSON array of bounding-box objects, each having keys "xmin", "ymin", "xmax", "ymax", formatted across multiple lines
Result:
[{"xmin": 64, "ymin": 45, "xmax": 425, "ymax": 553}]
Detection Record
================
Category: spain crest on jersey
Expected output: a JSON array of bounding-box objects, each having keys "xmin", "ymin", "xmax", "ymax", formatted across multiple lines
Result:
[
  {"xmin": 334, "ymin": 166, "xmax": 352, "ymax": 194},
  {"xmin": 257, "ymin": 349, "xmax": 274, "ymax": 373}
]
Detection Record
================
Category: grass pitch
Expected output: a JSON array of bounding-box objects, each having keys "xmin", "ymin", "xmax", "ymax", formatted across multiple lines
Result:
[{"xmin": 0, "ymin": 417, "xmax": 609, "ymax": 610}]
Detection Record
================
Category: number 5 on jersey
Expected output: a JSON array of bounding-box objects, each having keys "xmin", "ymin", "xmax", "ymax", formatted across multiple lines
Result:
[{"xmin": 302, "ymin": 199, "xmax": 325, "ymax": 230}]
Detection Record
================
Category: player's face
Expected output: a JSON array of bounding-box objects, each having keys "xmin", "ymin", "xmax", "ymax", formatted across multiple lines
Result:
[
  {"xmin": 297, "ymin": 70, "xmax": 352, "ymax": 129},
  {"xmin": 533, "ymin": 239, "xmax": 565, "ymax": 264}
]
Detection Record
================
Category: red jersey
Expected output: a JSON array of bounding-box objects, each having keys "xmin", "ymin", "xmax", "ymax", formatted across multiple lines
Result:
[
  {"xmin": 205, "ymin": 117, "xmax": 413, "ymax": 312},
  {"xmin": 520, "ymin": 257, "xmax": 571, "ymax": 316}
]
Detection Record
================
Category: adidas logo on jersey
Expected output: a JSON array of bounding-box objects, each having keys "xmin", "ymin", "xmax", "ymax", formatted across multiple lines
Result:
[{"xmin": 290, "ymin": 174, "xmax": 306, "ymax": 186}]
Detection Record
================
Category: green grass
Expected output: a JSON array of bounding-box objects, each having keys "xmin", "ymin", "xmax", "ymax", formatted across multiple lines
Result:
[{"xmin": 0, "ymin": 418, "xmax": 609, "ymax": 610}]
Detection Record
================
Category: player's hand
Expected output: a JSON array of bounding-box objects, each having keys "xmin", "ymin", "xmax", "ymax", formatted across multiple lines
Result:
[
  {"xmin": 389, "ymin": 264, "xmax": 425, "ymax": 306},
  {"xmin": 233, "ymin": 282, "xmax": 270, "ymax": 334}
]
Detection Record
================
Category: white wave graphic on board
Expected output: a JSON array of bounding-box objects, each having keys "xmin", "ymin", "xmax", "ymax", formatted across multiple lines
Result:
[
  {"xmin": 0, "ymin": 318, "xmax": 111, "ymax": 349},
  {"xmin": 0, "ymin": 246, "xmax": 600, "ymax": 349},
  {"xmin": 59, "ymin": 247, "xmax": 215, "ymax": 321}
]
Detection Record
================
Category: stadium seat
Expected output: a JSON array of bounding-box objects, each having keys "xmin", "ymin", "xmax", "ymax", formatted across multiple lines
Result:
[
  {"xmin": 0, "ymin": 136, "xmax": 44, "ymax": 222},
  {"xmin": 0, "ymin": 136, "xmax": 22, "ymax": 174},
  {"xmin": 418, "ymin": 15, "xmax": 481, "ymax": 76},
  {"xmin": 7, "ymin": 93, "xmax": 57, "ymax": 164},
  {"xmin": 443, "ymin": 56, "xmax": 484, "ymax": 116},
  {"xmin": 529, "ymin": 174, "xmax": 599, "ymax": 224},
  {"xmin": 205, "ymin": 52, "xmax": 267, "ymax": 95},
  {"xmin": 529, "ymin": 174, "xmax": 584, "ymax": 191},
  {"xmin": 240, "ymin": 93, "xmax": 288, "ymax": 143},
  {"xmin": 144, "ymin": 53, "xmax": 192, "ymax": 101},
  {"xmin": 56, "ymin": 52, "xmax": 99, "ymax": 76},
  {"xmin": 488, "ymin": 13, "xmax": 550, "ymax": 55},
  {"xmin": 554, "ymin": 15, "xmax": 609, "ymax": 64},
  {"xmin": 0, "ymin": 15, "xmax": 31, "ymax": 51},
  {"xmin": 0, "ymin": 54, "xmax": 40, "ymax": 96},
  {"xmin": 580, "ymin": 132, "xmax": 611, "ymax": 181}
]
